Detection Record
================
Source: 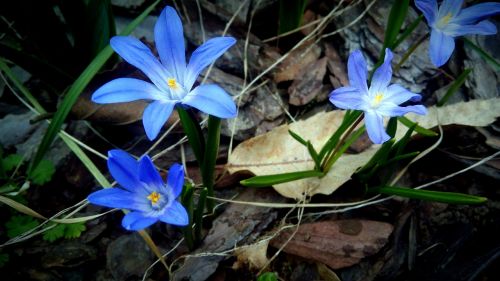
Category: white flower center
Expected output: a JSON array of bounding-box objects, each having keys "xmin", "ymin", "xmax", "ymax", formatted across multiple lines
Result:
[{"xmin": 371, "ymin": 93, "xmax": 384, "ymax": 108}]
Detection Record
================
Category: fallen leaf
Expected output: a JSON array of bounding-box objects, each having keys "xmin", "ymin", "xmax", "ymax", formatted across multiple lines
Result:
[
  {"xmin": 227, "ymin": 98, "xmax": 500, "ymax": 199},
  {"xmin": 234, "ymin": 240, "xmax": 270, "ymax": 270},
  {"xmin": 270, "ymin": 220, "xmax": 393, "ymax": 269}
]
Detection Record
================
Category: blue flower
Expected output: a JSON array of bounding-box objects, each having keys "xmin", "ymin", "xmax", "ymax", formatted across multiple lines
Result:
[
  {"xmin": 92, "ymin": 6, "xmax": 238, "ymax": 140},
  {"xmin": 88, "ymin": 150, "xmax": 188, "ymax": 231},
  {"xmin": 415, "ymin": 0, "xmax": 500, "ymax": 67},
  {"xmin": 329, "ymin": 49, "xmax": 427, "ymax": 144}
]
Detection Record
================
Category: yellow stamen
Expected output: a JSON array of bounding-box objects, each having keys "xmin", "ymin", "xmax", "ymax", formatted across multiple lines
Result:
[
  {"xmin": 373, "ymin": 93, "xmax": 384, "ymax": 105},
  {"xmin": 439, "ymin": 13, "xmax": 453, "ymax": 26},
  {"xmin": 167, "ymin": 78, "xmax": 178, "ymax": 90},
  {"xmin": 147, "ymin": 191, "xmax": 161, "ymax": 204}
]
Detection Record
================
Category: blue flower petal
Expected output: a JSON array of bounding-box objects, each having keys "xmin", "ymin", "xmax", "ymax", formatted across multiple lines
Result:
[
  {"xmin": 122, "ymin": 211, "xmax": 158, "ymax": 231},
  {"xmin": 166, "ymin": 163, "xmax": 184, "ymax": 198},
  {"xmin": 437, "ymin": 0, "xmax": 464, "ymax": 19},
  {"xmin": 88, "ymin": 188, "xmax": 136, "ymax": 209},
  {"xmin": 142, "ymin": 100, "xmax": 176, "ymax": 140},
  {"xmin": 184, "ymin": 37, "xmax": 237, "ymax": 89},
  {"xmin": 159, "ymin": 201, "xmax": 189, "ymax": 226},
  {"xmin": 370, "ymin": 49, "xmax": 393, "ymax": 94},
  {"xmin": 138, "ymin": 155, "xmax": 164, "ymax": 188},
  {"xmin": 347, "ymin": 50, "xmax": 369, "ymax": 94},
  {"xmin": 384, "ymin": 84, "xmax": 422, "ymax": 105},
  {"xmin": 154, "ymin": 6, "xmax": 186, "ymax": 82},
  {"xmin": 454, "ymin": 3, "xmax": 500, "ymax": 25},
  {"xmin": 329, "ymin": 87, "xmax": 366, "ymax": 110},
  {"xmin": 107, "ymin": 149, "xmax": 140, "ymax": 192},
  {"xmin": 448, "ymin": 20, "xmax": 497, "ymax": 36},
  {"xmin": 92, "ymin": 78, "xmax": 165, "ymax": 104},
  {"xmin": 377, "ymin": 103, "xmax": 428, "ymax": 116},
  {"xmin": 110, "ymin": 36, "xmax": 171, "ymax": 92},
  {"xmin": 182, "ymin": 84, "xmax": 236, "ymax": 118},
  {"xmin": 365, "ymin": 111, "xmax": 390, "ymax": 144},
  {"xmin": 415, "ymin": 0, "xmax": 438, "ymax": 25},
  {"xmin": 429, "ymin": 29, "xmax": 455, "ymax": 67}
]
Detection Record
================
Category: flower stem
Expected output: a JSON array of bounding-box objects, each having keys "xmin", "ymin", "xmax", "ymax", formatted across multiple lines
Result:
[
  {"xmin": 202, "ymin": 115, "xmax": 221, "ymax": 213},
  {"xmin": 394, "ymin": 33, "xmax": 429, "ymax": 72},
  {"xmin": 321, "ymin": 114, "xmax": 364, "ymax": 173}
]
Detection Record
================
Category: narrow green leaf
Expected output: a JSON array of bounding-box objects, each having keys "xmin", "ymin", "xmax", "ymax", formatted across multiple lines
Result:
[
  {"xmin": 393, "ymin": 122, "xmax": 417, "ymax": 156},
  {"xmin": 194, "ymin": 188, "xmax": 207, "ymax": 242},
  {"xmin": 278, "ymin": 0, "xmax": 308, "ymax": 34},
  {"xmin": 0, "ymin": 59, "xmax": 46, "ymax": 114},
  {"xmin": 437, "ymin": 68, "xmax": 472, "ymax": 107},
  {"xmin": 398, "ymin": 116, "xmax": 438, "ymax": 137},
  {"xmin": 306, "ymin": 141, "xmax": 321, "ymax": 171},
  {"xmin": 323, "ymin": 126, "xmax": 365, "ymax": 172},
  {"xmin": 60, "ymin": 133, "xmax": 110, "ymax": 187},
  {"xmin": 28, "ymin": 0, "xmax": 161, "ymax": 175},
  {"xmin": 371, "ymin": 0, "xmax": 410, "ymax": 75},
  {"xmin": 375, "ymin": 186, "xmax": 487, "ymax": 205},
  {"xmin": 357, "ymin": 139, "xmax": 395, "ymax": 176},
  {"xmin": 202, "ymin": 116, "xmax": 221, "ymax": 212},
  {"xmin": 392, "ymin": 15, "xmax": 424, "ymax": 50},
  {"xmin": 288, "ymin": 130, "xmax": 308, "ymax": 146},
  {"xmin": 181, "ymin": 183, "xmax": 195, "ymax": 250},
  {"xmin": 318, "ymin": 110, "xmax": 362, "ymax": 162},
  {"xmin": 463, "ymin": 37, "xmax": 500, "ymax": 70},
  {"xmin": 384, "ymin": 151, "xmax": 420, "ymax": 166},
  {"xmin": 177, "ymin": 107, "xmax": 205, "ymax": 165},
  {"xmin": 0, "ymin": 147, "xmax": 5, "ymax": 179},
  {"xmin": 240, "ymin": 170, "xmax": 324, "ymax": 188}
]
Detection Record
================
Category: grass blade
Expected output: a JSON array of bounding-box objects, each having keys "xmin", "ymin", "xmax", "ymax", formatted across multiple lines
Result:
[
  {"xmin": 437, "ymin": 68, "xmax": 472, "ymax": 107},
  {"xmin": 463, "ymin": 37, "xmax": 500, "ymax": 71},
  {"xmin": 398, "ymin": 116, "xmax": 438, "ymax": 137},
  {"xmin": 28, "ymin": 0, "xmax": 161, "ymax": 175},
  {"xmin": 241, "ymin": 170, "xmax": 324, "ymax": 188},
  {"xmin": 177, "ymin": 107, "xmax": 205, "ymax": 165},
  {"xmin": 375, "ymin": 186, "xmax": 487, "ymax": 205},
  {"xmin": 202, "ymin": 116, "xmax": 221, "ymax": 212}
]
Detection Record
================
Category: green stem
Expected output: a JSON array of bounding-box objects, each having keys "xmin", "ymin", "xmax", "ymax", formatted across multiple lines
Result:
[
  {"xmin": 202, "ymin": 116, "xmax": 221, "ymax": 213},
  {"xmin": 323, "ymin": 126, "xmax": 366, "ymax": 173},
  {"xmin": 321, "ymin": 114, "xmax": 363, "ymax": 172},
  {"xmin": 394, "ymin": 33, "xmax": 429, "ymax": 72}
]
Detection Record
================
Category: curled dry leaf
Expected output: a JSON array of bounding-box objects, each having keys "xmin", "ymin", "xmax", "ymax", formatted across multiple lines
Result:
[
  {"xmin": 227, "ymin": 98, "xmax": 500, "ymax": 199},
  {"xmin": 270, "ymin": 220, "xmax": 393, "ymax": 269},
  {"xmin": 234, "ymin": 240, "xmax": 270, "ymax": 270}
]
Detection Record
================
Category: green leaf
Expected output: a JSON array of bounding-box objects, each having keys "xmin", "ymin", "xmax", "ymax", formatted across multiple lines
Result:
[
  {"xmin": 0, "ymin": 147, "xmax": 5, "ymax": 179},
  {"xmin": 375, "ymin": 186, "xmax": 487, "ymax": 205},
  {"xmin": 64, "ymin": 222, "xmax": 86, "ymax": 239},
  {"xmin": 323, "ymin": 126, "xmax": 365, "ymax": 172},
  {"xmin": 2, "ymin": 154, "xmax": 23, "ymax": 172},
  {"xmin": 463, "ymin": 38, "xmax": 500, "ymax": 71},
  {"xmin": 318, "ymin": 110, "xmax": 362, "ymax": 163},
  {"xmin": 43, "ymin": 223, "xmax": 66, "ymax": 242},
  {"xmin": 28, "ymin": 159, "xmax": 55, "ymax": 185},
  {"xmin": 258, "ymin": 272, "xmax": 278, "ymax": 281},
  {"xmin": 194, "ymin": 188, "xmax": 207, "ymax": 243},
  {"xmin": 240, "ymin": 170, "xmax": 324, "ymax": 188},
  {"xmin": 5, "ymin": 215, "xmax": 40, "ymax": 238},
  {"xmin": 398, "ymin": 116, "xmax": 438, "ymax": 137},
  {"xmin": 177, "ymin": 107, "xmax": 205, "ymax": 166},
  {"xmin": 202, "ymin": 116, "xmax": 221, "ymax": 212},
  {"xmin": 278, "ymin": 0, "xmax": 308, "ymax": 34},
  {"xmin": 28, "ymin": 0, "xmax": 161, "ymax": 176},
  {"xmin": 437, "ymin": 68, "xmax": 472, "ymax": 107},
  {"xmin": 392, "ymin": 15, "xmax": 423, "ymax": 50},
  {"xmin": 288, "ymin": 130, "xmax": 308, "ymax": 146},
  {"xmin": 306, "ymin": 141, "xmax": 321, "ymax": 171},
  {"xmin": 383, "ymin": 0, "xmax": 410, "ymax": 49}
]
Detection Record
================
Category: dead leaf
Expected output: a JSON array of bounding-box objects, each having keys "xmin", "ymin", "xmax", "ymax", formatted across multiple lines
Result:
[
  {"xmin": 274, "ymin": 42, "xmax": 321, "ymax": 83},
  {"xmin": 234, "ymin": 240, "xmax": 270, "ymax": 270},
  {"xmin": 288, "ymin": 57, "xmax": 328, "ymax": 106},
  {"xmin": 270, "ymin": 220, "xmax": 393, "ymax": 269},
  {"xmin": 227, "ymin": 98, "xmax": 500, "ymax": 199}
]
